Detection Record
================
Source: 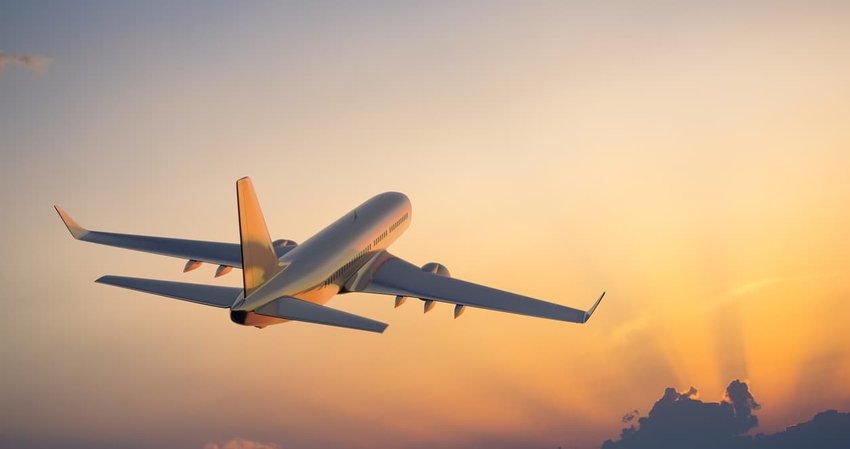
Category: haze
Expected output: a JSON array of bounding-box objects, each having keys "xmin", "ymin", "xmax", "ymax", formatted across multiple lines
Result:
[{"xmin": 2, "ymin": 2, "xmax": 849, "ymax": 448}]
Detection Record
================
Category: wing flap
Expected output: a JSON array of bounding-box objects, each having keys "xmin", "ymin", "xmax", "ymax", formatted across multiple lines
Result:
[
  {"xmin": 255, "ymin": 297, "xmax": 388, "ymax": 333},
  {"xmin": 96, "ymin": 275, "xmax": 240, "ymax": 308},
  {"xmin": 359, "ymin": 254, "xmax": 601, "ymax": 324}
]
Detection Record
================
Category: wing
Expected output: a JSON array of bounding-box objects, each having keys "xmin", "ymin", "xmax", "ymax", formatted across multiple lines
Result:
[
  {"xmin": 54, "ymin": 206, "xmax": 296, "ymax": 269},
  {"xmin": 354, "ymin": 252, "xmax": 604, "ymax": 323}
]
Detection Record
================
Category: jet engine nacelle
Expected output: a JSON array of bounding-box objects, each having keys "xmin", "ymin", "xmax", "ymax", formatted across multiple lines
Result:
[
  {"xmin": 273, "ymin": 239, "xmax": 299, "ymax": 259},
  {"xmin": 418, "ymin": 263, "xmax": 450, "ymax": 313},
  {"xmin": 273, "ymin": 239, "xmax": 297, "ymax": 247},
  {"xmin": 420, "ymin": 262, "xmax": 450, "ymax": 277}
]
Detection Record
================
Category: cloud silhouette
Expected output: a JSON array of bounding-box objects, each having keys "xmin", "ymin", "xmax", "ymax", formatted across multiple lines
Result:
[
  {"xmin": 621, "ymin": 409, "xmax": 639, "ymax": 424},
  {"xmin": 601, "ymin": 380, "xmax": 849, "ymax": 449},
  {"xmin": 203, "ymin": 437, "xmax": 281, "ymax": 449},
  {"xmin": 0, "ymin": 51, "xmax": 51, "ymax": 74},
  {"xmin": 751, "ymin": 410, "xmax": 850, "ymax": 449},
  {"xmin": 725, "ymin": 379, "xmax": 760, "ymax": 433}
]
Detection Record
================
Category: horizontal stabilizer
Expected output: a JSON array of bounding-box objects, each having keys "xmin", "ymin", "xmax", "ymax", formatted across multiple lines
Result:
[
  {"xmin": 96, "ymin": 275, "xmax": 240, "ymax": 308},
  {"xmin": 256, "ymin": 297, "xmax": 388, "ymax": 333}
]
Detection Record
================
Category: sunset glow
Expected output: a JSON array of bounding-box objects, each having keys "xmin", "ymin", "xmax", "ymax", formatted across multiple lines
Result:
[{"xmin": 2, "ymin": 2, "xmax": 850, "ymax": 448}]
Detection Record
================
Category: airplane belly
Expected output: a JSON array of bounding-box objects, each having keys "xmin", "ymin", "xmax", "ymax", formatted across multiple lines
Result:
[
  {"xmin": 293, "ymin": 283, "xmax": 339, "ymax": 305},
  {"xmin": 230, "ymin": 310, "xmax": 288, "ymax": 328}
]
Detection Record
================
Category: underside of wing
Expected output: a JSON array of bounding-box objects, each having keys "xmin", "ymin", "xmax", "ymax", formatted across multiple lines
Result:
[
  {"xmin": 355, "ymin": 252, "xmax": 603, "ymax": 324},
  {"xmin": 54, "ymin": 206, "xmax": 297, "ymax": 269},
  {"xmin": 255, "ymin": 296, "xmax": 388, "ymax": 333}
]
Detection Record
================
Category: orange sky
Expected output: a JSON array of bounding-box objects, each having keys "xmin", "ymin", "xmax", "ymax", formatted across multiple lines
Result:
[{"xmin": 2, "ymin": 2, "xmax": 850, "ymax": 448}]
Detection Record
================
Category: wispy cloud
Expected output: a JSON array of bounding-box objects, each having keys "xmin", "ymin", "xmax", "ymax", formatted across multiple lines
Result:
[
  {"xmin": 0, "ymin": 50, "xmax": 51, "ymax": 74},
  {"xmin": 728, "ymin": 271, "xmax": 847, "ymax": 298},
  {"xmin": 203, "ymin": 437, "xmax": 281, "ymax": 449}
]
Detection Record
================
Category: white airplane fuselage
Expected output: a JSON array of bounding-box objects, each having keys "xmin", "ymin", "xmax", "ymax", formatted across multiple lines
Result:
[{"xmin": 230, "ymin": 191, "xmax": 412, "ymax": 327}]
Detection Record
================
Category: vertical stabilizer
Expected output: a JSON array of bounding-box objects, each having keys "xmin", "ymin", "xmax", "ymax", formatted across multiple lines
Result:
[{"xmin": 236, "ymin": 177, "xmax": 282, "ymax": 297}]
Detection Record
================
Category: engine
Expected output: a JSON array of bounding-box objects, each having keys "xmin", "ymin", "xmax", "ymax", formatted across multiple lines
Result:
[
  {"xmin": 395, "ymin": 263, "xmax": 455, "ymax": 314},
  {"xmin": 418, "ymin": 263, "xmax": 450, "ymax": 313},
  {"xmin": 273, "ymin": 239, "xmax": 297, "ymax": 247},
  {"xmin": 273, "ymin": 239, "xmax": 299, "ymax": 258},
  {"xmin": 420, "ymin": 262, "xmax": 450, "ymax": 277}
]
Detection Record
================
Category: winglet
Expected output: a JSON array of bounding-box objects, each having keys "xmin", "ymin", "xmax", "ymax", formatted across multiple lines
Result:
[
  {"xmin": 54, "ymin": 205, "xmax": 89, "ymax": 239},
  {"xmin": 583, "ymin": 291, "xmax": 605, "ymax": 323}
]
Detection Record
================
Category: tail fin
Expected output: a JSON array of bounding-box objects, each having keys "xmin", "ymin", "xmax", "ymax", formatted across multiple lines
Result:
[{"xmin": 236, "ymin": 177, "xmax": 282, "ymax": 297}]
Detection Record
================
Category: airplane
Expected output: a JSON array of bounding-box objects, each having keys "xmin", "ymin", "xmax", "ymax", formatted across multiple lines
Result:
[{"xmin": 55, "ymin": 177, "xmax": 604, "ymax": 333}]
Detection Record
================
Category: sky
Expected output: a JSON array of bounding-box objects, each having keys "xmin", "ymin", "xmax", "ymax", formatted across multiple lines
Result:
[{"xmin": 2, "ymin": 1, "xmax": 850, "ymax": 448}]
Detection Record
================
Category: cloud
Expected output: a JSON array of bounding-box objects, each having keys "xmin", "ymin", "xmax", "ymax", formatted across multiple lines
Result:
[
  {"xmin": 203, "ymin": 437, "xmax": 281, "ymax": 449},
  {"xmin": 752, "ymin": 410, "xmax": 850, "ymax": 449},
  {"xmin": 621, "ymin": 409, "xmax": 639, "ymax": 424},
  {"xmin": 0, "ymin": 50, "xmax": 51, "ymax": 74},
  {"xmin": 725, "ymin": 379, "xmax": 760, "ymax": 431},
  {"xmin": 601, "ymin": 380, "xmax": 849, "ymax": 449},
  {"xmin": 602, "ymin": 380, "xmax": 758, "ymax": 449}
]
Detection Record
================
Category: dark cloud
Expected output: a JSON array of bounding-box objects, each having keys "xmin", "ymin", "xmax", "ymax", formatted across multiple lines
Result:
[
  {"xmin": 602, "ymin": 381, "xmax": 758, "ymax": 449},
  {"xmin": 751, "ymin": 410, "xmax": 850, "ymax": 449},
  {"xmin": 621, "ymin": 409, "xmax": 639, "ymax": 424},
  {"xmin": 725, "ymin": 379, "xmax": 760, "ymax": 432},
  {"xmin": 601, "ymin": 380, "xmax": 850, "ymax": 449},
  {"xmin": 0, "ymin": 50, "xmax": 51, "ymax": 74}
]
